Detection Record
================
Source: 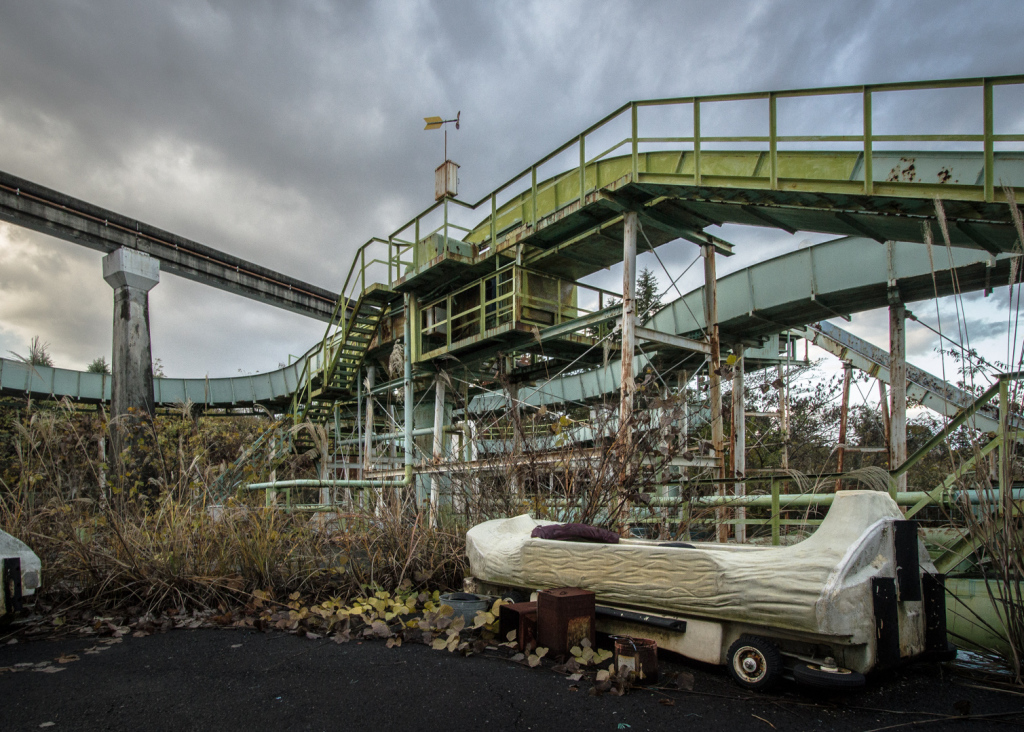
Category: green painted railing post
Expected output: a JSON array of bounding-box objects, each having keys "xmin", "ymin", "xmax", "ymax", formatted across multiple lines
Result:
[
  {"xmin": 693, "ymin": 100, "xmax": 701, "ymax": 186},
  {"xmin": 531, "ymin": 166, "xmax": 538, "ymax": 229},
  {"xmin": 490, "ymin": 193, "xmax": 497, "ymax": 253},
  {"xmin": 579, "ymin": 133, "xmax": 586, "ymax": 207},
  {"xmin": 984, "ymin": 78, "xmax": 994, "ymax": 203},
  {"xmin": 631, "ymin": 102, "xmax": 639, "ymax": 179},
  {"xmin": 863, "ymin": 88, "xmax": 873, "ymax": 195},
  {"xmin": 769, "ymin": 92, "xmax": 778, "ymax": 190},
  {"xmin": 476, "ymin": 279, "xmax": 483, "ymax": 334},
  {"xmin": 771, "ymin": 478, "xmax": 780, "ymax": 546},
  {"xmin": 414, "ymin": 218, "xmax": 420, "ymax": 271}
]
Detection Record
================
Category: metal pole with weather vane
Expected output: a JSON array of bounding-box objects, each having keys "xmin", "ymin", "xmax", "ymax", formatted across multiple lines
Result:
[{"xmin": 424, "ymin": 111, "xmax": 460, "ymax": 201}]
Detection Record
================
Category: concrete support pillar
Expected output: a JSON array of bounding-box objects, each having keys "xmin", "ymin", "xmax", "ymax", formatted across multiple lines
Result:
[
  {"xmin": 703, "ymin": 245, "xmax": 726, "ymax": 542},
  {"xmin": 889, "ymin": 303, "xmax": 907, "ymax": 493},
  {"xmin": 102, "ymin": 248, "xmax": 159, "ymax": 419},
  {"xmin": 731, "ymin": 349, "xmax": 745, "ymax": 543}
]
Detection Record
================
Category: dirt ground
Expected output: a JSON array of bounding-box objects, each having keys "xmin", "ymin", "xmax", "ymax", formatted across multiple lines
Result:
[{"xmin": 1, "ymin": 629, "xmax": 1021, "ymax": 732}]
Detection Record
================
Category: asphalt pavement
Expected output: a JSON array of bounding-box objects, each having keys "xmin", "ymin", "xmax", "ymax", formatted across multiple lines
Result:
[{"xmin": 1, "ymin": 629, "xmax": 1021, "ymax": 731}]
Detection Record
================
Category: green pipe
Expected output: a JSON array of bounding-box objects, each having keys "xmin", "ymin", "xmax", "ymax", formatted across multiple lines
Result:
[
  {"xmin": 685, "ymin": 489, "xmax": 1021, "ymax": 508},
  {"xmin": 333, "ymin": 426, "xmax": 456, "ymax": 447},
  {"xmin": 246, "ymin": 478, "xmax": 409, "ymax": 490},
  {"xmin": 542, "ymin": 489, "xmax": 1022, "ymax": 510}
]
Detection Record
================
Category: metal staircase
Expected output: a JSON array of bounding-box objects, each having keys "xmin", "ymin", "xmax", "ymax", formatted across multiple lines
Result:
[{"xmin": 292, "ymin": 283, "xmax": 397, "ymax": 453}]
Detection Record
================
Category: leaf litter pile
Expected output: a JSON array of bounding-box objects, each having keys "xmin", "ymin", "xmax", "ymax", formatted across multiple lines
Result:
[{"xmin": 4, "ymin": 580, "xmax": 694, "ymax": 700}]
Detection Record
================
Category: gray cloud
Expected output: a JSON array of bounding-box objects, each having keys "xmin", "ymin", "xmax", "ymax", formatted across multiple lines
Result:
[{"xmin": 1, "ymin": 1, "xmax": 1022, "ymax": 376}]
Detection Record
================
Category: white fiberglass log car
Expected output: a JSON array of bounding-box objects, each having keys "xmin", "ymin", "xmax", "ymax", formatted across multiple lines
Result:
[
  {"xmin": 0, "ymin": 529, "xmax": 41, "ymax": 620},
  {"xmin": 466, "ymin": 490, "xmax": 953, "ymax": 690}
]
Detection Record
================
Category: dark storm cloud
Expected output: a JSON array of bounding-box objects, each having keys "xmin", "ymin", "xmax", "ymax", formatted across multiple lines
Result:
[{"xmin": 1, "ymin": 0, "xmax": 1022, "ymax": 375}]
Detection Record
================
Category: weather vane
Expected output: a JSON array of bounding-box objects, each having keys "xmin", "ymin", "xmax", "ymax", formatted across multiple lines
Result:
[
  {"xmin": 424, "ymin": 111, "xmax": 461, "ymax": 201},
  {"xmin": 423, "ymin": 111, "xmax": 460, "ymax": 162}
]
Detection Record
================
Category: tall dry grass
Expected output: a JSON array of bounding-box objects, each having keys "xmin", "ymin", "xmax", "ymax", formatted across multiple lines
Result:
[{"xmin": 0, "ymin": 399, "xmax": 465, "ymax": 617}]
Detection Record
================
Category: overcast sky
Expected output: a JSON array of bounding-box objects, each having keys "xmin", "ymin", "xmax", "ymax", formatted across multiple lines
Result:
[{"xmin": 1, "ymin": 0, "xmax": 1022, "ymax": 389}]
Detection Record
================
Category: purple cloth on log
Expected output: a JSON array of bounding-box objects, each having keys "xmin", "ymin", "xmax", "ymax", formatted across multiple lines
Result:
[{"xmin": 530, "ymin": 523, "xmax": 620, "ymax": 544}]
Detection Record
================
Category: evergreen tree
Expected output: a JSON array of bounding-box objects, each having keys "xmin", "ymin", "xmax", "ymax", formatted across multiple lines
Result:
[
  {"xmin": 636, "ymin": 266, "xmax": 662, "ymax": 319},
  {"xmin": 87, "ymin": 356, "xmax": 110, "ymax": 374}
]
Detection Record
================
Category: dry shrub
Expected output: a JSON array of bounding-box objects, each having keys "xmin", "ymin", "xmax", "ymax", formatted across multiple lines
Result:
[
  {"xmin": 333, "ymin": 494, "xmax": 466, "ymax": 592},
  {"xmin": 1, "ymin": 491, "xmax": 347, "ymax": 614}
]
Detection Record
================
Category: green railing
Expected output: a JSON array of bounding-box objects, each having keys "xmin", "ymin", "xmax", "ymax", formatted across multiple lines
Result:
[
  {"xmin": 384, "ymin": 74, "xmax": 1024, "ymax": 275},
  {"xmin": 416, "ymin": 263, "xmax": 619, "ymax": 360}
]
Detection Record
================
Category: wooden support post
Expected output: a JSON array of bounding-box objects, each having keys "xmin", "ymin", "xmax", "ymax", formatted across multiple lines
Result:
[
  {"xmin": 429, "ymin": 374, "xmax": 446, "ymax": 528},
  {"xmin": 836, "ymin": 362, "xmax": 852, "ymax": 491},
  {"xmin": 703, "ymin": 244, "xmax": 726, "ymax": 542},
  {"xmin": 889, "ymin": 302, "xmax": 907, "ymax": 495},
  {"xmin": 732, "ymin": 349, "xmax": 746, "ymax": 543}
]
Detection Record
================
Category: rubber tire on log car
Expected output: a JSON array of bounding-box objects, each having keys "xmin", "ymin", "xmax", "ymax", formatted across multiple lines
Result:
[
  {"xmin": 792, "ymin": 662, "xmax": 866, "ymax": 690},
  {"xmin": 726, "ymin": 636, "xmax": 783, "ymax": 691}
]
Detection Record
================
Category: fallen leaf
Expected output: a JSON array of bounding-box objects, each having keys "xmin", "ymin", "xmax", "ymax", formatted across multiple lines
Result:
[
  {"xmin": 56, "ymin": 655, "xmax": 79, "ymax": 664},
  {"xmin": 39, "ymin": 723, "xmax": 55, "ymax": 728},
  {"xmin": 231, "ymin": 644, "xmax": 242, "ymax": 649},
  {"xmin": 659, "ymin": 698, "xmax": 676, "ymax": 707},
  {"xmin": 35, "ymin": 666, "xmax": 66, "ymax": 674}
]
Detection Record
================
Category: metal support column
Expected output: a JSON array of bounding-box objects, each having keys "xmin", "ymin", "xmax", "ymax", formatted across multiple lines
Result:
[
  {"xmin": 618, "ymin": 211, "xmax": 638, "ymax": 531},
  {"xmin": 836, "ymin": 362, "xmax": 852, "ymax": 491},
  {"xmin": 429, "ymin": 374, "xmax": 446, "ymax": 528},
  {"xmin": 890, "ymin": 302, "xmax": 907, "ymax": 495},
  {"xmin": 703, "ymin": 244, "xmax": 726, "ymax": 542},
  {"xmin": 732, "ymin": 349, "xmax": 746, "ymax": 542},
  {"xmin": 404, "ymin": 294, "xmax": 415, "ymax": 505},
  {"xmin": 364, "ymin": 364, "xmax": 376, "ymax": 472},
  {"xmin": 619, "ymin": 211, "xmax": 638, "ymax": 448}
]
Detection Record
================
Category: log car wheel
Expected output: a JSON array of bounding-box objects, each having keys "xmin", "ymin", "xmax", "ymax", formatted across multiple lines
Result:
[{"xmin": 726, "ymin": 635, "xmax": 783, "ymax": 691}]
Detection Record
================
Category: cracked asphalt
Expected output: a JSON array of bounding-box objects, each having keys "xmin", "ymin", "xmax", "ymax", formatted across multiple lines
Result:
[{"xmin": 1, "ymin": 629, "xmax": 1021, "ymax": 731}]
